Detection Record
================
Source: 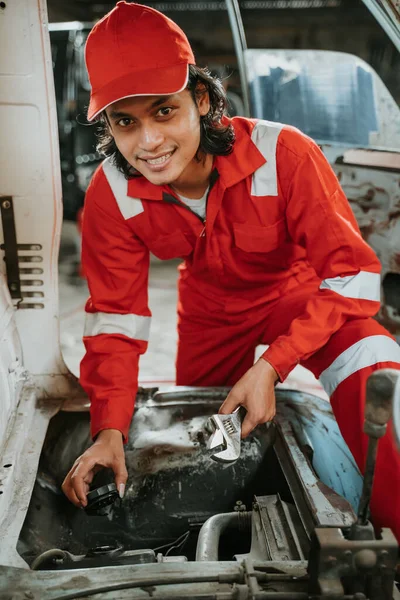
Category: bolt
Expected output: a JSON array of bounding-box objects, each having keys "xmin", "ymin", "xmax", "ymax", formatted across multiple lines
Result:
[
  {"xmin": 2, "ymin": 200, "xmax": 10, "ymax": 209},
  {"xmin": 24, "ymin": 592, "xmax": 34, "ymax": 599},
  {"xmin": 342, "ymin": 549, "xmax": 353, "ymax": 561},
  {"xmin": 354, "ymin": 549, "xmax": 377, "ymax": 571},
  {"xmin": 378, "ymin": 549, "xmax": 389, "ymax": 566}
]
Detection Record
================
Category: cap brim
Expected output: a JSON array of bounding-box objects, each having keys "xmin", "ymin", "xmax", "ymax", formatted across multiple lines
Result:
[{"xmin": 87, "ymin": 63, "xmax": 190, "ymax": 122}]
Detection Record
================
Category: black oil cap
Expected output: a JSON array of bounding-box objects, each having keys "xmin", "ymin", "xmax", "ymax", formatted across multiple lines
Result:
[{"xmin": 85, "ymin": 483, "xmax": 120, "ymax": 516}]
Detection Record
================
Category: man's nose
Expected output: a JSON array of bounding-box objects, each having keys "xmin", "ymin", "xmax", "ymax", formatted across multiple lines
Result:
[{"xmin": 138, "ymin": 123, "xmax": 164, "ymax": 152}]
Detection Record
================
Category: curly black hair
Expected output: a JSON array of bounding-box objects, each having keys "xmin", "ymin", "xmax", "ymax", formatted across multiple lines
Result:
[{"xmin": 95, "ymin": 65, "xmax": 235, "ymax": 179}]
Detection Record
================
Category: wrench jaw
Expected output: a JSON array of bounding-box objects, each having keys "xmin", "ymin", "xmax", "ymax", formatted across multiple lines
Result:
[{"xmin": 205, "ymin": 408, "xmax": 245, "ymax": 464}]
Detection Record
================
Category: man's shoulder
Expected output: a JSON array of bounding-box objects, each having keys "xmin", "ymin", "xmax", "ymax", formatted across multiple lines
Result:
[
  {"xmin": 251, "ymin": 119, "xmax": 316, "ymax": 160},
  {"xmin": 88, "ymin": 157, "xmax": 123, "ymax": 191},
  {"xmin": 232, "ymin": 117, "xmax": 317, "ymax": 160},
  {"xmin": 85, "ymin": 158, "xmax": 141, "ymax": 222}
]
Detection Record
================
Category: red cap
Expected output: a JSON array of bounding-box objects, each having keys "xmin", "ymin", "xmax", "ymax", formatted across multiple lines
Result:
[{"xmin": 85, "ymin": 2, "xmax": 195, "ymax": 121}]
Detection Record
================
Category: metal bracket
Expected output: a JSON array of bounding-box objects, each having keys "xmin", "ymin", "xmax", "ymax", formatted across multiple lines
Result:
[
  {"xmin": 0, "ymin": 196, "xmax": 21, "ymax": 299},
  {"xmin": 308, "ymin": 526, "xmax": 398, "ymax": 598}
]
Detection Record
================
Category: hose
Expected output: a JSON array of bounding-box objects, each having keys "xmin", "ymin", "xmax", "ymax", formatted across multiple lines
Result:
[
  {"xmin": 195, "ymin": 511, "xmax": 252, "ymax": 561},
  {"xmin": 31, "ymin": 548, "xmax": 67, "ymax": 570}
]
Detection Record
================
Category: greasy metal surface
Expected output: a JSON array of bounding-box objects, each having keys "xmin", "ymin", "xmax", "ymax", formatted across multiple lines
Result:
[
  {"xmin": 31, "ymin": 547, "xmax": 160, "ymax": 571},
  {"xmin": 18, "ymin": 387, "xmax": 363, "ymax": 567},
  {"xmin": 276, "ymin": 392, "xmax": 362, "ymax": 513},
  {"xmin": 274, "ymin": 416, "xmax": 357, "ymax": 531},
  {"xmin": 245, "ymin": 49, "xmax": 400, "ymax": 149},
  {"xmin": 0, "ymin": 561, "xmax": 245, "ymax": 600},
  {"xmin": 196, "ymin": 512, "xmax": 251, "ymax": 561},
  {"xmin": 308, "ymin": 526, "xmax": 398, "ymax": 599},
  {"xmin": 0, "ymin": 559, "xmax": 318, "ymax": 599},
  {"xmin": 18, "ymin": 389, "xmax": 278, "ymax": 561},
  {"xmin": 243, "ymin": 495, "xmax": 308, "ymax": 562},
  {"xmin": 13, "ymin": 386, "xmax": 375, "ymax": 599}
]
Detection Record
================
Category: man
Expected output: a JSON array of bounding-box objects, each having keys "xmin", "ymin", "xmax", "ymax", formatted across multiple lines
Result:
[{"xmin": 62, "ymin": 1, "xmax": 400, "ymax": 540}]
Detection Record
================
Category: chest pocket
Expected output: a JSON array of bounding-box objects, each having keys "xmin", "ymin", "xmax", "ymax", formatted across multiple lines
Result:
[
  {"xmin": 148, "ymin": 230, "xmax": 193, "ymax": 261},
  {"xmin": 233, "ymin": 219, "xmax": 288, "ymax": 254}
]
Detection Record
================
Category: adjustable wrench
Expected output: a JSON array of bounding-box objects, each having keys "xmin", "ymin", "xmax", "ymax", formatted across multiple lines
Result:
[{"xmin": 203, "ymin": 406, "xmax": 247, "ymax": 463}]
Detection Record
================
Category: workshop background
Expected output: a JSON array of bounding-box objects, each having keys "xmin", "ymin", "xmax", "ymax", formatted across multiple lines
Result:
[{"xmin": 53, "ymin": 0, "xmax": 400, "ymax": 395}]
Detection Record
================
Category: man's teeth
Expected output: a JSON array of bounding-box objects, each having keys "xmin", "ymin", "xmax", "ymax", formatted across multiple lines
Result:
[{"xmin": 147, "ymin": 153, "xmax": 172, "ymax": 165}]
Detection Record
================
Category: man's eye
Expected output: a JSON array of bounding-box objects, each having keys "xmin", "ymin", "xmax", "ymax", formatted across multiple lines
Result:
[
  {"xmin": 117, "ymin": 118, "xmax": 133, "ymax": 127},
  {"xmin": 157, "ymin": 107, "xmax": 173, "ymax": 117}
]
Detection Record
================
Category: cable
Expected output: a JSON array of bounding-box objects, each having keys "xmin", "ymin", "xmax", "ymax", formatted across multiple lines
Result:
[
  {"xmin": 152, "ymin": 530, "xmax": 190, "ymax": 554},
  {"xmin": 165, "ymin": 531, "xmax": 190, "ymax": 556}
]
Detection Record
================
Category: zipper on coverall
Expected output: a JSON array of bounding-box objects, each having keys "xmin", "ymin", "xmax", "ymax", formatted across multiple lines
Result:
[{"xmin": 163, "ymin": 169, "xmax": 218, "ymax": 238}]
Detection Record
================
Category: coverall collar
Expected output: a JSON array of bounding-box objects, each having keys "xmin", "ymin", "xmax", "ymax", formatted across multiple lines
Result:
[
  {"xmin": 126, "ymin": 118, "xmax": 267, "ymax": 201},
  {"xmin": 213, "ymin": 119, "xmax": 266, "ymax": 189}
]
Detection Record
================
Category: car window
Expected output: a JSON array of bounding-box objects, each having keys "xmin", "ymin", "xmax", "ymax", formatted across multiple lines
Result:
[{"xmin": 246, "ymin": 49, "xmax": 400, "ymax": 150}]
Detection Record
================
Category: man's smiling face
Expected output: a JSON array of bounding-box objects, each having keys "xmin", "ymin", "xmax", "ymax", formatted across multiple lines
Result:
[{"xmin": 105, "ymin": 89, "xmax": 210, "ymax": 189}]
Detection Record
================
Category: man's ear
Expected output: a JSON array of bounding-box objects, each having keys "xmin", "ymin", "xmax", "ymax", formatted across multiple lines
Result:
[{"xmin": 195, "ymin": 84, "xmax": 210, "ymax": 117}]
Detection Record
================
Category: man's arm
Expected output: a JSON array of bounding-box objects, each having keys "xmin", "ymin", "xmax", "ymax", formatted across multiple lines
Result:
[
  {"xmin": 62, "ymin": 169, "xmax": 150, "ymax": 506},
  {"xmin": 221, "ymin": 134, "xmax": 381, "ymax": 434},
  {"xmin": 262, "ymin": 138, "xmax": 381, "ymax": 379}
]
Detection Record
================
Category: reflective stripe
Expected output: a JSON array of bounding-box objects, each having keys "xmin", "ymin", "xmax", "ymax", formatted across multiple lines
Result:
[
  {"xmin": 319, "ymin": 335, "xmax": 400, "ymax": 397},
  {"xmin": 84, "ymin": 311, "xmax": 151, "ymax": 342},
  {"xmin": 319, "ymin": 271, "xmax": 380, "ymax": 302},
  {"xmin": 251, "ymin": 120, "xmax": 284, "ymax": 197},
  {"xmin": 102, "ymin": 157, "xmax": 144, "ymax": 220}
]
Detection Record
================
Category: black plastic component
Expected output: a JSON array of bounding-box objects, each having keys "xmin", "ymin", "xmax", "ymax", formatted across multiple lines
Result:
[{"xmin": 85, "ymin": 483, "xmax": 120, "ymax": 516}]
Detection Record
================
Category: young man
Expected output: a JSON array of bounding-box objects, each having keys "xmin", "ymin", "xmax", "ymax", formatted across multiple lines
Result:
[{"xmin": 62, "ymin": 1, "xmax": 400, "ymax": 540}]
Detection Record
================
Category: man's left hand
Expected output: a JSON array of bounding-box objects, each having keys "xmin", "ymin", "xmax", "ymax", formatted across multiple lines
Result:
[{"xmin": 218, "ymin": 358, "xmax": 279, "ymax": 438}]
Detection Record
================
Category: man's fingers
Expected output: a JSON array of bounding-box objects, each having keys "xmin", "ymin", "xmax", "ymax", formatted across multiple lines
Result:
[
  {"xmin": 219, "ymin": 393, "xmax": 241, "ymax": 415},
  {"xmin": 62, "ymin": 476, "xmax": 84, "ymax": 508},
  {"xmin": 70, "ymin": 458, "xmax": 97, "ymax": 506},
  {"xmin": 241, "ymin": 409, "xmax": 276, "ymax": 438},
  {"xmin": 241, "ymin": 415, "xmax": 258, "ymax": 438}
]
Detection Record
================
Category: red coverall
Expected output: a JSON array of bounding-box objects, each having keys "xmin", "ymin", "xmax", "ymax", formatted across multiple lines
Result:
[{"xmin": 80, "ymin": 117, "xmax": 400, "ymax": 539}]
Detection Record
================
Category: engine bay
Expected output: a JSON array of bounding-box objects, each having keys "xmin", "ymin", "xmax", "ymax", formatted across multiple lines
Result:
[{"xmin": 7, "ymin": 387, "xmax": 396, "ymax": 599}]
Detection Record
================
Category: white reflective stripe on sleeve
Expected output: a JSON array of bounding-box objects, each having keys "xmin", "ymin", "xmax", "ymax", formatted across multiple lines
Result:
[
  {"xmin": 84, "ymin": 311, "xmax": 151, "ymax": 342},
  {"xmin": 102, "ymin": 157, "xmax": 144, "ymax": 220},
  {"xmin": 319, "ymin": 335, "xmax": 400, "ymax": 397},
  {"xmin": 319, "ymin": 271, "xmax": 380, "ymax": 301},
  {"xmin": 251, "ymin": 120, "xmax": 284, "ymax": 197}
]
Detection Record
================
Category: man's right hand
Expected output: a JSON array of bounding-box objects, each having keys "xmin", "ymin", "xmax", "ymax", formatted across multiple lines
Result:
[{"xmin": 61, "ymin": 429, "xmax": 128, "ymax": 508}]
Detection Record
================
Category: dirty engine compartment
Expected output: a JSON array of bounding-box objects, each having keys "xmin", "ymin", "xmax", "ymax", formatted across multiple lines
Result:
[{"xmin": 8, "ymin": 386, "xmax": 397, "ymax": 599}]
